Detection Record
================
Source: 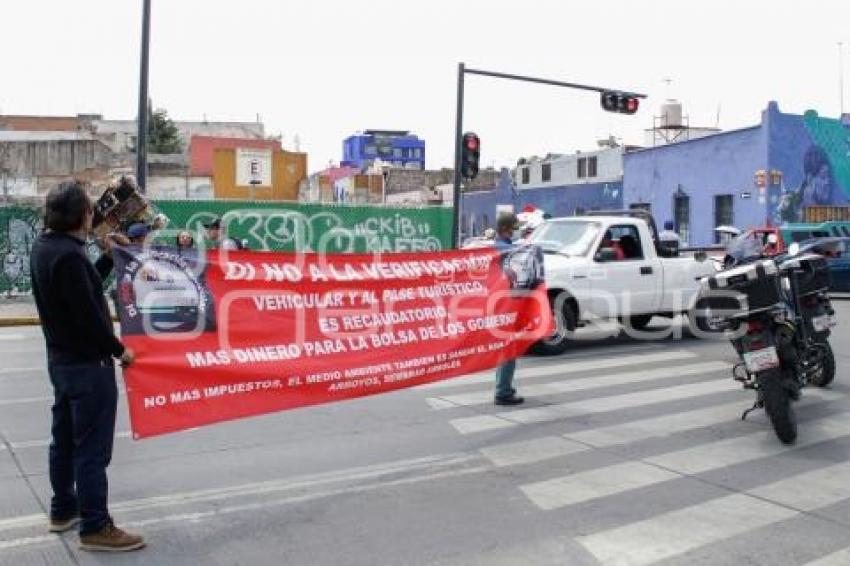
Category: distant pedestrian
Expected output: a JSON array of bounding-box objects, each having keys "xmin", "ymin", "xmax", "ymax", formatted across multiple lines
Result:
[
  {"xmin": 176, "ymin": 229, "xmax": 195, "ymax": 251},
  {"xmin": 659, "ymin": 220, "xmax": 681, "ymax": 253},
  {"xmin": 493, "ymin": 213, "xmax": 524, "ymax": 406},
  {"xmin": 30, "ymin": 181, "xmax": 145, "ymax": 552},
  {"xmin": 203, "ymin": 217, "xmax": 240, "ymax": 250},
  {"xmin": 125, "ymin": 222, "xmax": 150, "ymax": 245}
]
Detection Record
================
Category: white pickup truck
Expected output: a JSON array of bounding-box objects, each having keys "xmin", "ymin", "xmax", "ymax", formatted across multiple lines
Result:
[{"xmin": 526, "ymin": 212, "xmax": 718, "ymax": 354}]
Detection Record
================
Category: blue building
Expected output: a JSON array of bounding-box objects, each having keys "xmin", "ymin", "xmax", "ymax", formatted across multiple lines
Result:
[
  {"xmin": 342, "ymin": 129, "xmax": 425, "ymax": 170},
  {"xmin": 623, "ymin": 102, "xmax": 850, "ymax": 246},
  {"xmin": 459, "ymin": 147, "xmax": 625, "ymax": 239}
]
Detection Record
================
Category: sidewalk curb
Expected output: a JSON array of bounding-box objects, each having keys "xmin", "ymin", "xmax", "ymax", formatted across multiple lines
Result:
[
  {"xmin": 0, "ymin": 316, "xmax": 120, "ymax": 327},
  {"xmin": 0, "ymin": 317, "xmax": 41, "ymax": 327}
]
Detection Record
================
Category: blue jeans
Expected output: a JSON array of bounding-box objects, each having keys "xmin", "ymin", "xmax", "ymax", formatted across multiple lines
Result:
[
  {"xmin": 48, "ymin": 361, "xmax": 118, "ymax": 535},
  {"xmin": 495, "ymin": 359, "xmax": 517, "ymax": 399}
]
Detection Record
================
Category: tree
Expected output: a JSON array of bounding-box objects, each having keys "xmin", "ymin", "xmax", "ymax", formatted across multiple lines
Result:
[{"xmin": 148, "ymin": 108, "xmax": 183, "ymax": 154}]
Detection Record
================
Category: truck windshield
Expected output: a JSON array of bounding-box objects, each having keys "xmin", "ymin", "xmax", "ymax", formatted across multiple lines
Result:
[{"xmin": 528, "ymin": 220, "xmax": 600, "ymax": 256}]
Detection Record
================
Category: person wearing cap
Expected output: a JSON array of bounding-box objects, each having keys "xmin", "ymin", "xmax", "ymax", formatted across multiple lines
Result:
[
  {"xmin": 658, "ymin": 220, "xmax": 681, "ymax": 254},
  {"xmin": 492, "ymin": 213, "xmax": 524, "ymax": 406},
  {"xmin": 125, "ymin": 222, "xmax": 150, "ymax": 245},
  {"xmin": 203, "ymin": 217, "xmax": 240, "ymax": 251}
]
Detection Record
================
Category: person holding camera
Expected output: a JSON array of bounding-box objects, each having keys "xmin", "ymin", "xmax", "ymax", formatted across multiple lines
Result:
[{"xmin": 30, "ymin": 181, "xmax": 144, "ymax": 552}]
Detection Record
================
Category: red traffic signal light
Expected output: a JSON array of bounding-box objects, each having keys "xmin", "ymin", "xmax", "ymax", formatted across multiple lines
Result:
[
  {"xmin": 601, "ymin": 91, "xmax": 640, "ymax": 115},
  {"xmin": 461, "ymin": 132, "xmax": 480, "ymax": 180}
]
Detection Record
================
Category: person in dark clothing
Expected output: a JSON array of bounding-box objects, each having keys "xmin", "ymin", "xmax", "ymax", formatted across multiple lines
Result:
[{"xmin": 30, "ymin": 181, "xmax": 145, "ymax": 552}]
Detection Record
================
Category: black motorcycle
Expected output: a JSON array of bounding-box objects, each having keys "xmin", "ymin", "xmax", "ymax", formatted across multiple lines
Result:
[{"xmin": 696, "ymin": 239, "xmax": 840, "ymax": 444}]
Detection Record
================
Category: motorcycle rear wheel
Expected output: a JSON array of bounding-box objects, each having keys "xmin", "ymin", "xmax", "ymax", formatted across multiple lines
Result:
[{"xmin": 760, "ymin": 372, "xmax": 797, "ymax": 444}]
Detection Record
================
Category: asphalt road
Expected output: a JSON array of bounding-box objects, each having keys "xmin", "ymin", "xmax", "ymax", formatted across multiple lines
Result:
[{"xmin": 1, "ymin": 305, "xmax": 850, "ymax": 566}]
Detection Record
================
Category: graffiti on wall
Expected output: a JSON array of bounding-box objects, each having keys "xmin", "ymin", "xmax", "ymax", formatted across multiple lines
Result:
[
  {"xmin": 0, "ymin": 205, "xmax": 41, "ymax": 294},
  {"xmin": 0, "ymin": 200, "xmax": 453, "ymax": 294},
  {"xmin": 774, "ymin": 111, "xmax": 850, "ymax": 223},
  {"xmin": 155, "ymin": 200, "xmax": 452, "ymax": 254}
]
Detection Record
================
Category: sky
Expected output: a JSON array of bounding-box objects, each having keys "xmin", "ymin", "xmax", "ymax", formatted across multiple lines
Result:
[{"xmin": 2, "ymin": 0, "xmax": 850, "ymax": 173}]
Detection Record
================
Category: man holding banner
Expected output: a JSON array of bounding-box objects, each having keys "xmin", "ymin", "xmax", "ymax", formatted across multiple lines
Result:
[{"xmin": 30, "ymin": 182, "xmax": 145, "ymax": 552}]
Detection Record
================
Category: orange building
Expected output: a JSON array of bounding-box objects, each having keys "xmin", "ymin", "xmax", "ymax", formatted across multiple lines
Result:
[{"xmin": 212, "ymin": 147, "xmax": 307, "ymax": 200}]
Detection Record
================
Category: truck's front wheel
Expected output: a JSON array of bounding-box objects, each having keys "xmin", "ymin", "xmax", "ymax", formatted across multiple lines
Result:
[{"xmin": 530, "ymin": 296, "xmax": 577, "ymax": 356}]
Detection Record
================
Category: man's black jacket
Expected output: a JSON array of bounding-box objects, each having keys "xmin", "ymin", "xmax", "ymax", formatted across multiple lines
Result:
[{"xmin": 30, "ymin": 232, "xmax": 124, "ymax": 365}]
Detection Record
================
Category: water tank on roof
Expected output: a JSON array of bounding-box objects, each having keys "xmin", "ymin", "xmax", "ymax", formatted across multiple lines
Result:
[{"xmin": 660, "ymin": 100, "xmax": 683, "ymax": 128}]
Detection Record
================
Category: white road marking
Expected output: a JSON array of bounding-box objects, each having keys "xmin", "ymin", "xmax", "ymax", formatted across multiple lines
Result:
[
  {"xmin": 450, "ymin": 415, "xmax": 516, "ymax": 434},
  {"xmin": 450, "ymin": 366, "xmax": 734, "ymax": 434},
  {"xmin": 579, "ymin": 458, "xmax": 850, "ymax": 565},
  {"xmin": 577, "ymin": 493, "xmax": 797, "ymax": 566},
  {"xmin": 480, "ymin": 436, "xmax": 587, "ymax": 467},
  {"xmin": 0, "ymin": 334, "xmax": 27, "ymax": 341},
  {"xmin": 521, "ymin": 461, "xmax": 680, "ymax": 511},
  {"xmin": 417, "ymin": 351, "xmax": 697, "ymax": 391},
  {"xmin": 803, "ymin": 547, "xmax": 850, "ymax": 566},
  {"xmin": 429, "ymin": 360, "xmax": 724, "ymax": 409},
  {"xmin": 0, "ymin": 367, "xmax": 43, "ymax": 376},
  {"xmin": 748, "ymin": 460, "xmax": 850, "ymax": 511},
  {"xmin": 646, "ymin": 413, "xmax": 850, "ymax": 474},
  {"xmin": 0, "ymin": 431, "xmax": 133, "ymax": 452},
  {"xmin": 566, "ymin": 389, "xmax": 844, "ymax": 448},
  {"xmin": 0, "ymin": 451, "xmax": 481, "ymax": 533}
]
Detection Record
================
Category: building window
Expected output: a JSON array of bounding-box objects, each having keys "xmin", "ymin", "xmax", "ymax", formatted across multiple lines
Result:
[
  {"xmin": 393, "ymin": 148, "xmax": 402, "ymax": 158},
  {"xmin": 714, "ymin": 195, "xmax": 734, "ymax": 243},
  {"xmin": 521, "ymin": 167, "xmax": 530, "ymax": 184},
  {"xmin": 574, "ymin": 207, "xmax": 586, "ymax": 216},
  {"xmin": 542, "ymin": 163, "xmax": 552, "ymax": 182},
  {"xmin": 674, "ymin": 194, "xmax": 690, "ymax": 243},
  {"xmin": 365, "ymin": 145, "xmax": 377, "ymax": 155},
  {"xmin": 577, "ymin": 158, "xmax": 587, "ymax": 179},
  {"xmin": 588, "ymin": 156, "xmax": 598, "ymax": 177}
]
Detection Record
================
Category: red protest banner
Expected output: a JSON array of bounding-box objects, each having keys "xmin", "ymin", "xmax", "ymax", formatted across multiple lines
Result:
[{"xmin": 113, "ymin": 247, "xmax": 551, "ymax": 438}]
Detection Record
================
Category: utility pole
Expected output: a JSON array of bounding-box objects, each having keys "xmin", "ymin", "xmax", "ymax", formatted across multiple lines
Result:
[
  {"xmin": 136, "ymin": 0, "xmax": 151, "ymax": 193},
  {"xmin": 450, "ymin": 64, "xmax": 646, "ymax": 248}
]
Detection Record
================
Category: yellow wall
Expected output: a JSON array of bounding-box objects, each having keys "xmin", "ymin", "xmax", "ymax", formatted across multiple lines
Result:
[{"xmin": 212, "ymin": 148, "xmax": 307, "ymax": 200}]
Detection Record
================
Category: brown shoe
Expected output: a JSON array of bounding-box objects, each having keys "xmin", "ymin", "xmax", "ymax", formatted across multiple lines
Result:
[
  {"xmin": 79, "ymin": 523, "xmax": 145, "ymax": 552},
  {"xmin": 48, "ymin": 515, "xmax": 80, "ymax": 533}
]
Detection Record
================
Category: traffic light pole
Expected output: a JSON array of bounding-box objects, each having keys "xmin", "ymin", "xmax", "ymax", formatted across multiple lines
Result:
[
  {"xmin": 451, "ymin": 64, "xmax": 646, "ymax": 248},
  {"xmin": 451, "ymin": 63, "xmax": 465, "ymax": 248},
  {"xmin": 136, "ymin": 0, "xmax": 151, "ymax": 193}
]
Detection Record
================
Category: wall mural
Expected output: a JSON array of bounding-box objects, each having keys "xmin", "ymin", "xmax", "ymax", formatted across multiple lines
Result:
[
  {"xmin": 0, "ymin": 200, "xmax": 453, "ymax": 294},
  {"xmin": 775, "ymin": 111, "xmax": 850, "ymax": 223}
]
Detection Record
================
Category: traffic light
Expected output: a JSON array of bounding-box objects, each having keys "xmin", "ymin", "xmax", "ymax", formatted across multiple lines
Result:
[
  {"xmin": 461, "ymin": 132, "xmax": 480, "ymax": 180},
  {"xmin": 600, "ymin": 91, "xmax": 640, "ymax": 115}
]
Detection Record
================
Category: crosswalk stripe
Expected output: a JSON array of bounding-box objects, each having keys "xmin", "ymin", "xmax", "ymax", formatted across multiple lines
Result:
[
  {"xmin": 645, "ymin": 412, "xmax": 850, "ymax": 474},
  {"xmin": 450, "ymin": 364, "xmax": 734, "ymax": 434},
  {"xmin": 516, "ymin": 403, "xmax": 850, "ymax": 512},
  {"xmin": 803, "ymin": 547, "xmax": 850, "ymax": 566},
  {"xmin": 578, "ymin": 459, "xmax": 850, "ymax": 566},
  {"xmin": 480, "ymin": 436, "xmax": 587, "ymax": 467},
  {"xmin": 474, "ymin": 390, "xmax": 844, "ymax": 472},
  {"xmin": 577, "ymin": 493, "xmax": 798, "ymax": 566},
  {"xmin": 449, "ymin": 378, "xmax": 735, "ymax": 434},
  {"xmin": 521, "ymin": 461, "xmax": 680, "ymax": 511},
  {"xmin": 566, "ymin": 389, "xmax": 844, "ymax": 448},
  {"xmin": 417, "ymin": 350, "xmax": 697, "ymax": 391},
  {"xmin": 748, "ymin": 460, "xmax": 850, "ymax": 511},
  {"xmin": 429, "ymin": 360, "xmax": 726, "ymax": 409}
]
